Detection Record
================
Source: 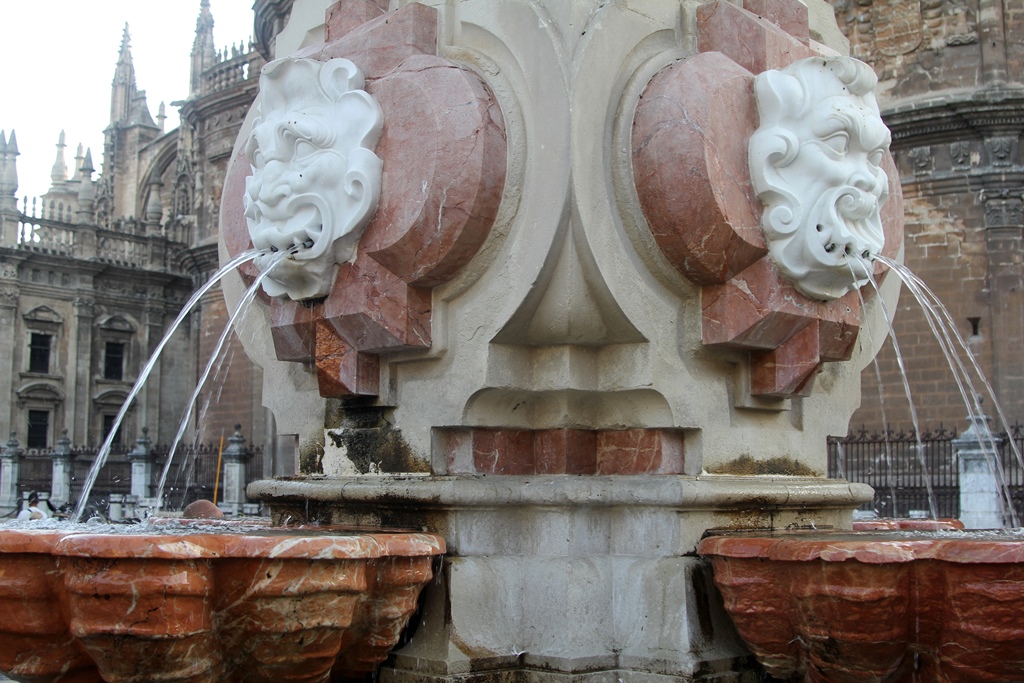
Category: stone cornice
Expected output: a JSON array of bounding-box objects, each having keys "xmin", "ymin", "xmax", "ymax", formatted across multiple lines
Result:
[{"xmin": 883, "ymin": 85, "xmax": 1024, "ymax": 145}]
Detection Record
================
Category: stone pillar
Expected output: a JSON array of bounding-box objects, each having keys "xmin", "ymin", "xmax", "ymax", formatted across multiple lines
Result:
[
  {"xmin": 140, "ymin": 304, "xmax": 164, "ymax": 434},
  {"xmin": 50, "ymin": 429, "xmax": 74, "ymax": 509},
  {"xmin": 0, "ymin": 433, "xmax": 23, "ymax": 516},
  {"xmin": 0, "ymin": 268, "xmax": 20, "ymax": 438},
  {"xmin": 978, "ymin": 0, "xmax": 1008, "ymax": 84},
  {"xmin": 982, "ymin": 187, "xmax": 1024, "ymax": 418},
  {"xmin": 128, "ymin": 427, "xmax": 155, "ymax": 503},
  {"xmin": 218, "ymin": 424, "xmax": 251, "ymax": 516},
  {"xmin": 955, "ymin": 413, "xmax": 1007, "ymax": 529},
  {"xmin": 70, "ymin": 298, "xmax": 95, "ymax": 444}
]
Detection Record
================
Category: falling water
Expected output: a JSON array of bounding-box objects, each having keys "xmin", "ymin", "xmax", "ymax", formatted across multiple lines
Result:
[
  {"xmin": 863, "ymin": 268, "xmax": 939, "ymax": 520},
  {"xmin": 167, "ymin": 346, "xmax": 237, "ymax": 505},
  {"xmin": 873, "ymin": 254, "xmax": 1021, "ymax": 527},
  {"xmin": 71, "ymin": 250, "xmax": 267, "ymax": 522},
  {"xmin": 850, "ymin": 276, "xmax": 900, "ymax": 516},
  {"xmin": 153, "ymin": 252, "xmax": 289, "ymax": 510}
]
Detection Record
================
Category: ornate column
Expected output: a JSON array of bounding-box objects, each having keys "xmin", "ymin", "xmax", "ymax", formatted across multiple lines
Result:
[
  {"xmin": 50, "ymin": 428, "xmax": 74, "ymax": 508},
  {"xmin": 218, "ymin": 425, "xmax": 251, "ymax": 516},
  {"xmin": 0, "ymin": 432, "xmax": 23, "ymax": 516}
]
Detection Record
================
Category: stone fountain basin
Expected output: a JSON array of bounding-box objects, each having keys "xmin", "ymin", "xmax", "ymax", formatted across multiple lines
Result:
[
  {"xmin": 697, "ymin": 528, "xmax": 1024, "ymax": 682},
  {"xmin": 0, "ymin": 522, "xmax": 444, "ymax": 683}
]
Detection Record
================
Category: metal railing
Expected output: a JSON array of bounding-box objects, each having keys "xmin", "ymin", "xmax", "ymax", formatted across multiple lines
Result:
[
  {"xmin": 14, "ymin": 442, "xmax": 265, "ymax": 515},
  {"xmin": 828, "ymin": 423, "xmax": 1024, "ymax": 520}
]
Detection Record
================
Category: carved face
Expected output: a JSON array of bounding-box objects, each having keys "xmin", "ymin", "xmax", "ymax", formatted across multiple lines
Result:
[
  {"xmin": 243, "ymin": 57, "xmax": 383, "ymax": 300},
  {"xmin": 749, "ymin": 57, "xmax": 891, "ymax": 301}
]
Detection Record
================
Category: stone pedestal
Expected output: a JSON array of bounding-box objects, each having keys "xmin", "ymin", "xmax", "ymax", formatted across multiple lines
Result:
[
  {"xmin": 0, "ymin": 434, "xmax": 22, "ymax": 517},
  {"xmin": 252, "ymin": 475, "xmax": 871, "ymax": 682},
  {"xmin": 50, "ymin": 430, "xmax": 74, "ymax": 509},
  {"xmin": 955, "ymin": 415, "xmax": 1007, "ymax": 529},
  {"xmin": 127, "ymin": 428, "xmax": 154, "ymax": 502},
  {"xmin": 217, "ymin": 425, "xmax": 251, "ymax": 516}
]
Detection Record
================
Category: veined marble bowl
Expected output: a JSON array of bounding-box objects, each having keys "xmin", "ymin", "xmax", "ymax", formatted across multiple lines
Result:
[
  {"xmin": 697, "ymin": 529, "xmax": 1024, "ymax": 682},
  {"xmin": 0, "ymin": 522, "xmax": 444, "ymax": 683}
]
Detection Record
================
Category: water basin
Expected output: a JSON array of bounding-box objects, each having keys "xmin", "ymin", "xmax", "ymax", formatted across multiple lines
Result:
[
  {"xmin": 0, "ymin": 521, "xmax": 444, "ymax": 683},
  {"xmin": 697, "ymin": 528, "xmax": 1024, "ymax": 682}
]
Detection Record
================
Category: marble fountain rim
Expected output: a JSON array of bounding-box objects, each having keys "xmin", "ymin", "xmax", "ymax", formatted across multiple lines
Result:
[
  {"xmin": 697, "ymin": 527, "xmax": 1024, "ymax": 564},
  {"xmin": 0, "ymin": 523, "xmax": 446, "ymax": 559}
]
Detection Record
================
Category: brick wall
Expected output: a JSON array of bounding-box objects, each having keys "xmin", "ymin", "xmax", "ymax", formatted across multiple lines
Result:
[
  {"xmin": 195, "ymin": 289, "xmax": 265, "ymax": 446},
  {"xmin": 834, "ymin": 0, "xmax": 1024, "ymax": 433}
]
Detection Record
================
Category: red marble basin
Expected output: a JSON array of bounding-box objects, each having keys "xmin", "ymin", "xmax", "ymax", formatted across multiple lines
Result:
[
  {"xmin": 0, "ymin": 524, "xmax": 444, "ymax": 683},
  {"xmin": 697, "ymin": 529, "xmax": 1024, "ymax": 682}
]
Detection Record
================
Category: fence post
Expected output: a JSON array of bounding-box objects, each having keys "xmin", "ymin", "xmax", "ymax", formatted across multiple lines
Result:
[
  {"xmin": 128, "ymin": 427, "xmax": 155, "ymax": 506},
  {"xmin": 51, "ymin": 429, "xmax": 74, "ymax": 508},
  {"xmin": 218, "ymin": 425, "xmax": 251, "ymax": 516},
  {"xmin": 954, "ymin": 413, "xmax": 1006, "ymax": 528},
  {"xmin": 0, "ymin": 433, "xmax": 22, "ymax": 516}
]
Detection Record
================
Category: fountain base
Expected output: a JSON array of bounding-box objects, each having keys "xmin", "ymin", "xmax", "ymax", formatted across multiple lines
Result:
[{"xmin": 252, "ymin": 474, "xmax": 871, "ymax": 681}]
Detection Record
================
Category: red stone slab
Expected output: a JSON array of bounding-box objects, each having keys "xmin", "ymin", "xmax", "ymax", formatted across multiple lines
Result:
[
  {"xmin": 453, "ymin": 427, "xmax": 685, "ymax": 475},
  {"xmin": 633, "ymin": 51, "xmax": 766, "ymax": 285},
  {"xmin": 696, "ymin": 0, "xmax": 814, "ymax": 75}
]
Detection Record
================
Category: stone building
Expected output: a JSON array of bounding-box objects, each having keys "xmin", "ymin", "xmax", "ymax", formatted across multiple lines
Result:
[
  {"xmin": 832, "ymin": 0, "xmax": 1024, "ymax": 430},
  {"xmin": 0, "ymin": 1, "xmax": 270, "ymax": 452}
]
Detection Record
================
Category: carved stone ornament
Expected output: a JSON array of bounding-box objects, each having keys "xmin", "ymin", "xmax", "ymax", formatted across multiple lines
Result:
[
  {"xmin": 748, "ymin": 56, "xmax": 891, "ymax": 301},
  {"xmin": 243, "ymin": 57, "xmax": 383, "ymax": 300}
]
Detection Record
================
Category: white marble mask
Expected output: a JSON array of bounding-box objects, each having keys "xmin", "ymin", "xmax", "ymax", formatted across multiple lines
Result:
[
  {"xmin": 243, "ymin": 57, "xmax": 383, "ymax": 300},
  {"xmin": 748, "ymin": 56, "xmax": 891, "ymax": 301}
]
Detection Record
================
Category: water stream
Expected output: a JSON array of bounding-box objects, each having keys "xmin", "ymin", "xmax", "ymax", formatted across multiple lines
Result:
[
  {"xmin": 153, "ymin": 253, "xmax": 288, "ymax": 510},
  {"xmin": 849, "ymin": 273, "xmax": 900, "ymax": 516},
  {"xmin": 71, "ymin": 249, "xmax": 270, "ymax": 522},
  {"xmin": 873, "ymin": 255, "xmax": 1022, "ymax": 527},
  {"xmin": 864, "ymin": 268, "xmax": 939, "ymax": 520}
]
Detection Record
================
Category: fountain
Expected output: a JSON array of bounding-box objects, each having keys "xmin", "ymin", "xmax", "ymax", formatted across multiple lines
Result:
[{"xmin": 2, "ymin": 0, "xmax": 1021, "ymax": 681}]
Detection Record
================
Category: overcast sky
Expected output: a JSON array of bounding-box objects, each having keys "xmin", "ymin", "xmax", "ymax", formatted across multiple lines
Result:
[{"xmin": 0, "ymin": 1, "xmax": 256, "ymax": 201}]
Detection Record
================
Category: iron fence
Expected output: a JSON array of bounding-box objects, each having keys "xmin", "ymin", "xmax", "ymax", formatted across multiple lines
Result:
[
  {"xmin": 13, "ymin": 442, "xmax": 264, "ymax": 516},
  {"xmin": 828, "ymin": 423, "xmax": 1024, "ymax": 520}
]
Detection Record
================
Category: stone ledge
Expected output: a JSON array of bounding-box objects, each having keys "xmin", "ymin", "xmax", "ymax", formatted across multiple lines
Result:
[{"xmin": 250, "ymin": 474, "xmax": 872, "ymax": 511}]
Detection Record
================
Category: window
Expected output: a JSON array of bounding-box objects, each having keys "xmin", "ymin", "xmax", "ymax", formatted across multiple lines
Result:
[
  {"xmin": 27, "ymin": 410, "xmax": 49, "ymax": 448},
  {"xmin": 29, "ymin": 334, "xmax": 51, "ymax": 374},
  {"xmin": 104, "ymin": 342, "xmax": 125, "ymax": 380},
  {"xmin": 102, "ymin": 415, "xmax": 122, "ymax": 446}
]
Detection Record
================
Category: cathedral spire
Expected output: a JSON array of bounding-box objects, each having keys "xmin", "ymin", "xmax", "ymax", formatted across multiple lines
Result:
[
  {"xmin": 73, "ymin": 143, "xmax": 84, "ymax": 181},
  {"xmin": 50, "ymin": 130, "xmax": 68, "ymax": 184},
  {"xmin": 110, "ymin": 22, "xmax": 137, "ymax": 125},
  {"xmin": 191, "ymin": 0, "xmax": 217, "ymax": 95},
  {"xmin": 1, "ymin": 130, "xmax": 19, "ymax": 211}
]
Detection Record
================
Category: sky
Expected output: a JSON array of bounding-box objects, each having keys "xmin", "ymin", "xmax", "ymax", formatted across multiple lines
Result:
[{"xmin": 0, "ymin": 1, "xmax": 257, "ymax": 201}]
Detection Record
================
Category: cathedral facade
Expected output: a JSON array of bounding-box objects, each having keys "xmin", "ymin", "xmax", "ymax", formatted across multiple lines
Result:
[{"xmin": 0, "ymin": 1, "xmax": 270, "ymax": 453}]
